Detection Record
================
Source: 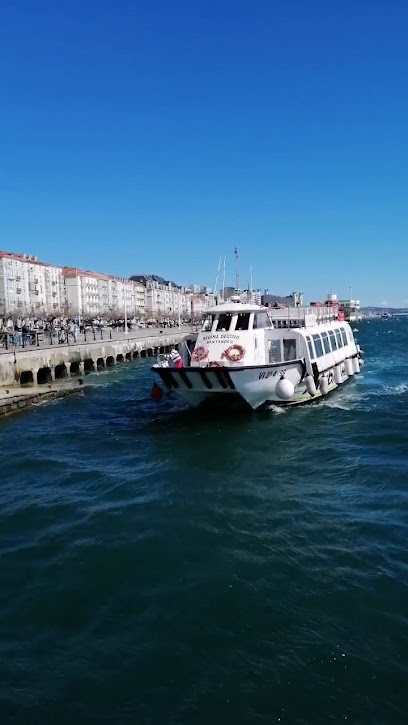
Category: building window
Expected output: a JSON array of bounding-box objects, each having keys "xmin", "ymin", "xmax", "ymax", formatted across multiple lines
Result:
[
  {"xmin": 312, "ymin": 334, "xmax": 324, "ymax": 357},
  {"xmin": 321, "ymin": 331, "xmax": 331, "ymax": 354},
  {"xmin": 283, "ymin": 338, "xmax": 297, "ymax": 361}
]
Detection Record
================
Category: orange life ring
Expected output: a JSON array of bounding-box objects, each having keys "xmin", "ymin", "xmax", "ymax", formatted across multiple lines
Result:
[
  {"xmin": 192, "ymin": 346, "xmax": 209, "ymax": 362},
  {"xmin": 222, "ymin": 344, "xmax": 245, "ymax": 362}
]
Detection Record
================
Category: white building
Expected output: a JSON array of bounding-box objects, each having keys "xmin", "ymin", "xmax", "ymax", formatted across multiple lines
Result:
[
  {"xmin": 240, "ymin": 289, "xmax": 262, "ymax": 305},
  {"xmin": 109, "ymin": 277, "xmax": 146, "ymax": 317},
  {"xmin": 0, "ymin": 251, "xmax": 64, "ymax": 316},
  {"xmin": 338, "ymin": 298, "xmax": 362, "ymax": 322},
  {"xmin": 64, "ymin": 268, "xmax": 103, "ymax": 316},
  {"xmin": 145, "ymin": 278, "xmax": 191, "ymax": 319},
  {"xmin": 191, "ymin": 293, "xmax": 217, "ymax": 319},
  {"xmin": 63, "ymin": 268, "xmax": 147, "ymax": 317}
]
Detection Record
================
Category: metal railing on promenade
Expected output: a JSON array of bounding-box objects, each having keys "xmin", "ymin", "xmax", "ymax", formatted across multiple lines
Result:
[{"xmin": 0, "ymin": 325, "xmax": 195, "ymax": 353}]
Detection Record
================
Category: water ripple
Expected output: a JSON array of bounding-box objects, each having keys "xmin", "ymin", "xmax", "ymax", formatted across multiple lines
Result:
[{"xmin": 0, "ymin": 319, "xmax": 408, "ymax": 723}]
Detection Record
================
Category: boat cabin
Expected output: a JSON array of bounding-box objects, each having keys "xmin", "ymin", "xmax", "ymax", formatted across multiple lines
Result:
[{"xmin": 191, "ymin": 300, "xmax": 356, "ymax": 372}]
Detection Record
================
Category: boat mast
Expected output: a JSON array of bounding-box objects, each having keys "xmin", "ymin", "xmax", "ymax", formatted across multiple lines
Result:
[
  {"xmin": 214, "ymin": 255, "xmax": 222, "ymax": 301},
  {"xmin": 234, "ymin": 246, "xmax": 239, "ymax": 293},
  {"xmin": 221, "ymin": 254, "xmax": 226, "ymax": 301}
]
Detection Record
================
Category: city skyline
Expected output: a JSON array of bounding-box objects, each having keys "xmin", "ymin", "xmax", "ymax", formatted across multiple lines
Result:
[{"xmin": 1, "ymin": 1, "xmax": 408, "ymax": 305}]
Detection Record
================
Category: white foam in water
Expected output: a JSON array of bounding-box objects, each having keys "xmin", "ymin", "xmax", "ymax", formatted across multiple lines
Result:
[
  {"xmin": 383, "ymin": 382, "xmax": 408, "ymax": 396},
  {"xmin": 267, "ymin": 404, "xmax": 286, "ymax": 414}
]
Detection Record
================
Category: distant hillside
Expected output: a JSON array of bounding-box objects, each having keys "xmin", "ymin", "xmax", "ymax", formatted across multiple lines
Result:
[
  {"xmin": 262, "ymin": 293, "xmax": 293, "ymax": 306},
  {"xmin": 363, "ymin": 306, "xmax": 408, "ymax": 314}
]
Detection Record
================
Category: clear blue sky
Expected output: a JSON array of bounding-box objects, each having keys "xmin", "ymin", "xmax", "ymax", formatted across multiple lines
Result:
[{"xmin": 1, "ymin": 0, "xmax": 407, "ymax": 306}]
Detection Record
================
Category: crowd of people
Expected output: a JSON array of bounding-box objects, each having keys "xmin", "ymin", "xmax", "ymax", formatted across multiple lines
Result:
[{"xmin": 0, "ymin": 314, "xmax": 196, "ymax": 347}]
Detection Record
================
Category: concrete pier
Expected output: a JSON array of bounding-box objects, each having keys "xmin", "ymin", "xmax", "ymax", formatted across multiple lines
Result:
[
  {"xmin": 0, "ymin": 329, "xmax": 195, "ymax": 388},
  {"xmin": 0, "ymin": 383, "xmax": 85, "ymax": 417}
]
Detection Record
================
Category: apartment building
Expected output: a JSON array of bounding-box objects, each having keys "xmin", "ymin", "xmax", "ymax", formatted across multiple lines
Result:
[
  {"xmin": 240, "ymin": 289, "xmax": 262, "ymax": 305},
  {"xmin": 190, "ymin": 293, "xmax": 217, "ymax": 318},
  {"xmin": 144, "ymin": 278, "xmax": 192, "ymax": 318},
  {"xmin": 63, "ymin": 268, "xmax": 147, "ymax": 317},
  {"xmin": 0, "ymin": 251, "xmax": 64, "ymax": 316}
]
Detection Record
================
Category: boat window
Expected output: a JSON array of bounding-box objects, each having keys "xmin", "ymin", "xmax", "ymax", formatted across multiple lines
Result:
[
  {"xmin": 335, "ymin": 329, "xmax": 343, "ymax": 348},
  {"xmin": 340, "ymin": 328, "xmax": 348, "ymax": 346},
  {"xmin": 312, "ymin": 333, "xmax": 324, "ymax": 357},
  {"xmin": 236, "ymin": 313, "xmax": 251, "ymax": 331},
  {"xmin": 283, "ymin": 339, "xmax": 297, "ymax": 361},
  {"xmin": 201, "ymin": 314, "xmax": 215, "ymax": 331},
  {"xmin": 268, "ymin": 339, "xmax": 281, "ymax": 363},
  {"xmin": 321, "ymin": 331, "xmax": 331, "ymax": 355},
  {"xmin": 328, "ymin": 330, "xmax": 337, "ymax": 351},
  {"xmin": 306, "ymin": 335, "xmax": 315, "ymax": 360},
  {"xmin": 215, "ymin": 313, "xmax": 233, "ymax": 331},
  {"xmin": 253, "ymin": 312, "xmax": 269, "ymax": 329}
]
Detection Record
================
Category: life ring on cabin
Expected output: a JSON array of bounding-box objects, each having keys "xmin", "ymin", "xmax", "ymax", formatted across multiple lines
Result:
[
  {"xmin": 191, "ymin": 346, "xmax": 209, "ymax": 362},
  {"xmin": 222, "ymin": 344, "xmax": 246, "ymax": 363}
]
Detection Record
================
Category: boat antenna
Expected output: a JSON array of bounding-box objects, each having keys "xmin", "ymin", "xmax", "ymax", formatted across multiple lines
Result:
[
  {"xmin": 221, "ymin": 254, "xmax": 226, "ymax": 301},
  {"xmin": 250, "ymin": 265, "xmax": 253, "ymax": 294},
  {"xmin": 234, "ymin": 246, "xmax": 239, "ymax": 293},
  {"xmin": 214, "ymin": 255, "xmax": 222, "ymax": 300}
]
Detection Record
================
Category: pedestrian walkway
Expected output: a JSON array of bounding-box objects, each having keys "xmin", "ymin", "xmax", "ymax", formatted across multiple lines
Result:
[{"xmin": 0, "ymin": 326, "xmax": 194, "ymax": 354}]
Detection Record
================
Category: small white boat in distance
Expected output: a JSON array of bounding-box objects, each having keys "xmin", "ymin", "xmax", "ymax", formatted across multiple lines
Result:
[{"xmin": 152, "ymin": 297, "xmax": 362, "ymax": 410}]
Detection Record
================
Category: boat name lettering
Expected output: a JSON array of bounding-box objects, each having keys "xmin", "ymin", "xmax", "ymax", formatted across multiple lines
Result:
[
  {"xmin": 258, "ymin": 369, "xmax": 285, "ymax": 380},
  {"xmin": 202, "ymin": 334, "xmax": 240, "ymax": 343}
]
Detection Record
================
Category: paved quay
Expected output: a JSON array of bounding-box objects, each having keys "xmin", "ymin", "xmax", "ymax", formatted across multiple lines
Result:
[{"xmin": 0, "ymin": 327, "xmax": 196, "ymax": 389}]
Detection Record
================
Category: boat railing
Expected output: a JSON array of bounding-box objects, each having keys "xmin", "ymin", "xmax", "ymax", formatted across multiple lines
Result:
[{"xmin": 268, "ymin": 306, "xmax": 339, "ymax": 327}]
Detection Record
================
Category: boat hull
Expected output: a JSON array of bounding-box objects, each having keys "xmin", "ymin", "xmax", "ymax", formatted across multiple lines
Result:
[{"xmin": 152, "ymin": 359, "xmax": 355, "ymax": 410}]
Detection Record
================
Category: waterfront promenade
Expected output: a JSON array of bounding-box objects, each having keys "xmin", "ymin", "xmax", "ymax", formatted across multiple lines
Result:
[
  {"xmin": 0, "ymin": 325, "xmax": 194, "ymax": 354},
  {"xmin": 0, "ymin": 326, "xmax": 196, "ymax": 391}
]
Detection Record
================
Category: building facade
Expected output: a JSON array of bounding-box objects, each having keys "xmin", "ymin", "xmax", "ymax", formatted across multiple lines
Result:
[
  {"xmin": 0, "ymin": 252, "xmax": 64, "ymax": 316},
  {"xmin": 240, "ymin": 289, "xmax": 262, "ymax": 305},
  {"xmin": 1, "ymin": 250, "xmax": 210, "ymax": 321},
  {"xmin": 144, "ymin": 278, "xmax": 192, "ymax": 319},
  {"xmin": 190, "ymin": 292, "xmax": 217, "ymax": 319},
  {"xmin": 63, "ymin": 269, "xmax": 147, "ymax": 318}
]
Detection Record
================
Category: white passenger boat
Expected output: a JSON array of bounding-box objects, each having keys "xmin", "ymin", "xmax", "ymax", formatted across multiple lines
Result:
[{"xmin": 152, "ymin": 297, "xmax": 362, "ymax": 410}]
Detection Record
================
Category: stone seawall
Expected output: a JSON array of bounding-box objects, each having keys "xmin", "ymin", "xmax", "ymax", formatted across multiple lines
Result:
[
  {"xmin": 0, "ymin": 384, "xmax": 85, "ymax": 417},
  {"xmin": 0, "ymin": 331, "xmax": 195, "ymax": 388}
]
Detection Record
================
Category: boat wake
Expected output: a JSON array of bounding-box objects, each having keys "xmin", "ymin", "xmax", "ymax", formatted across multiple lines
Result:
[
  {"xmin": 373, "ymin": 382, "xmax": 408, "ymax": 397},
  {"xmin": 266, "ymin": 404, "xmax": 287, "ymax": 415}
]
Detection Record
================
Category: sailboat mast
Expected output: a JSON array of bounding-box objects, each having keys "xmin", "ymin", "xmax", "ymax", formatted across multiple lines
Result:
[
  {"xmin": 214, "ymin": 255, "xmax": 222, "ymax": 300},
  {"xmin": 234, "ymin": 246, "xmax": 239, "ymax": 293}
]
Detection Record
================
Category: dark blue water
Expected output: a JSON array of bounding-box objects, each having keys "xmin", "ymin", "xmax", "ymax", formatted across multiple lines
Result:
[{"xmin": 1, "ymin": 319, "xmax": 407, "ymax": 724}]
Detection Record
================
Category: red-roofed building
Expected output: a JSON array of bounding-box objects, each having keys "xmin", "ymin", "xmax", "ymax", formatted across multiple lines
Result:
[{"xmin": 63, "ymin": 267, "xmax": 146, "ymax": 317}]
